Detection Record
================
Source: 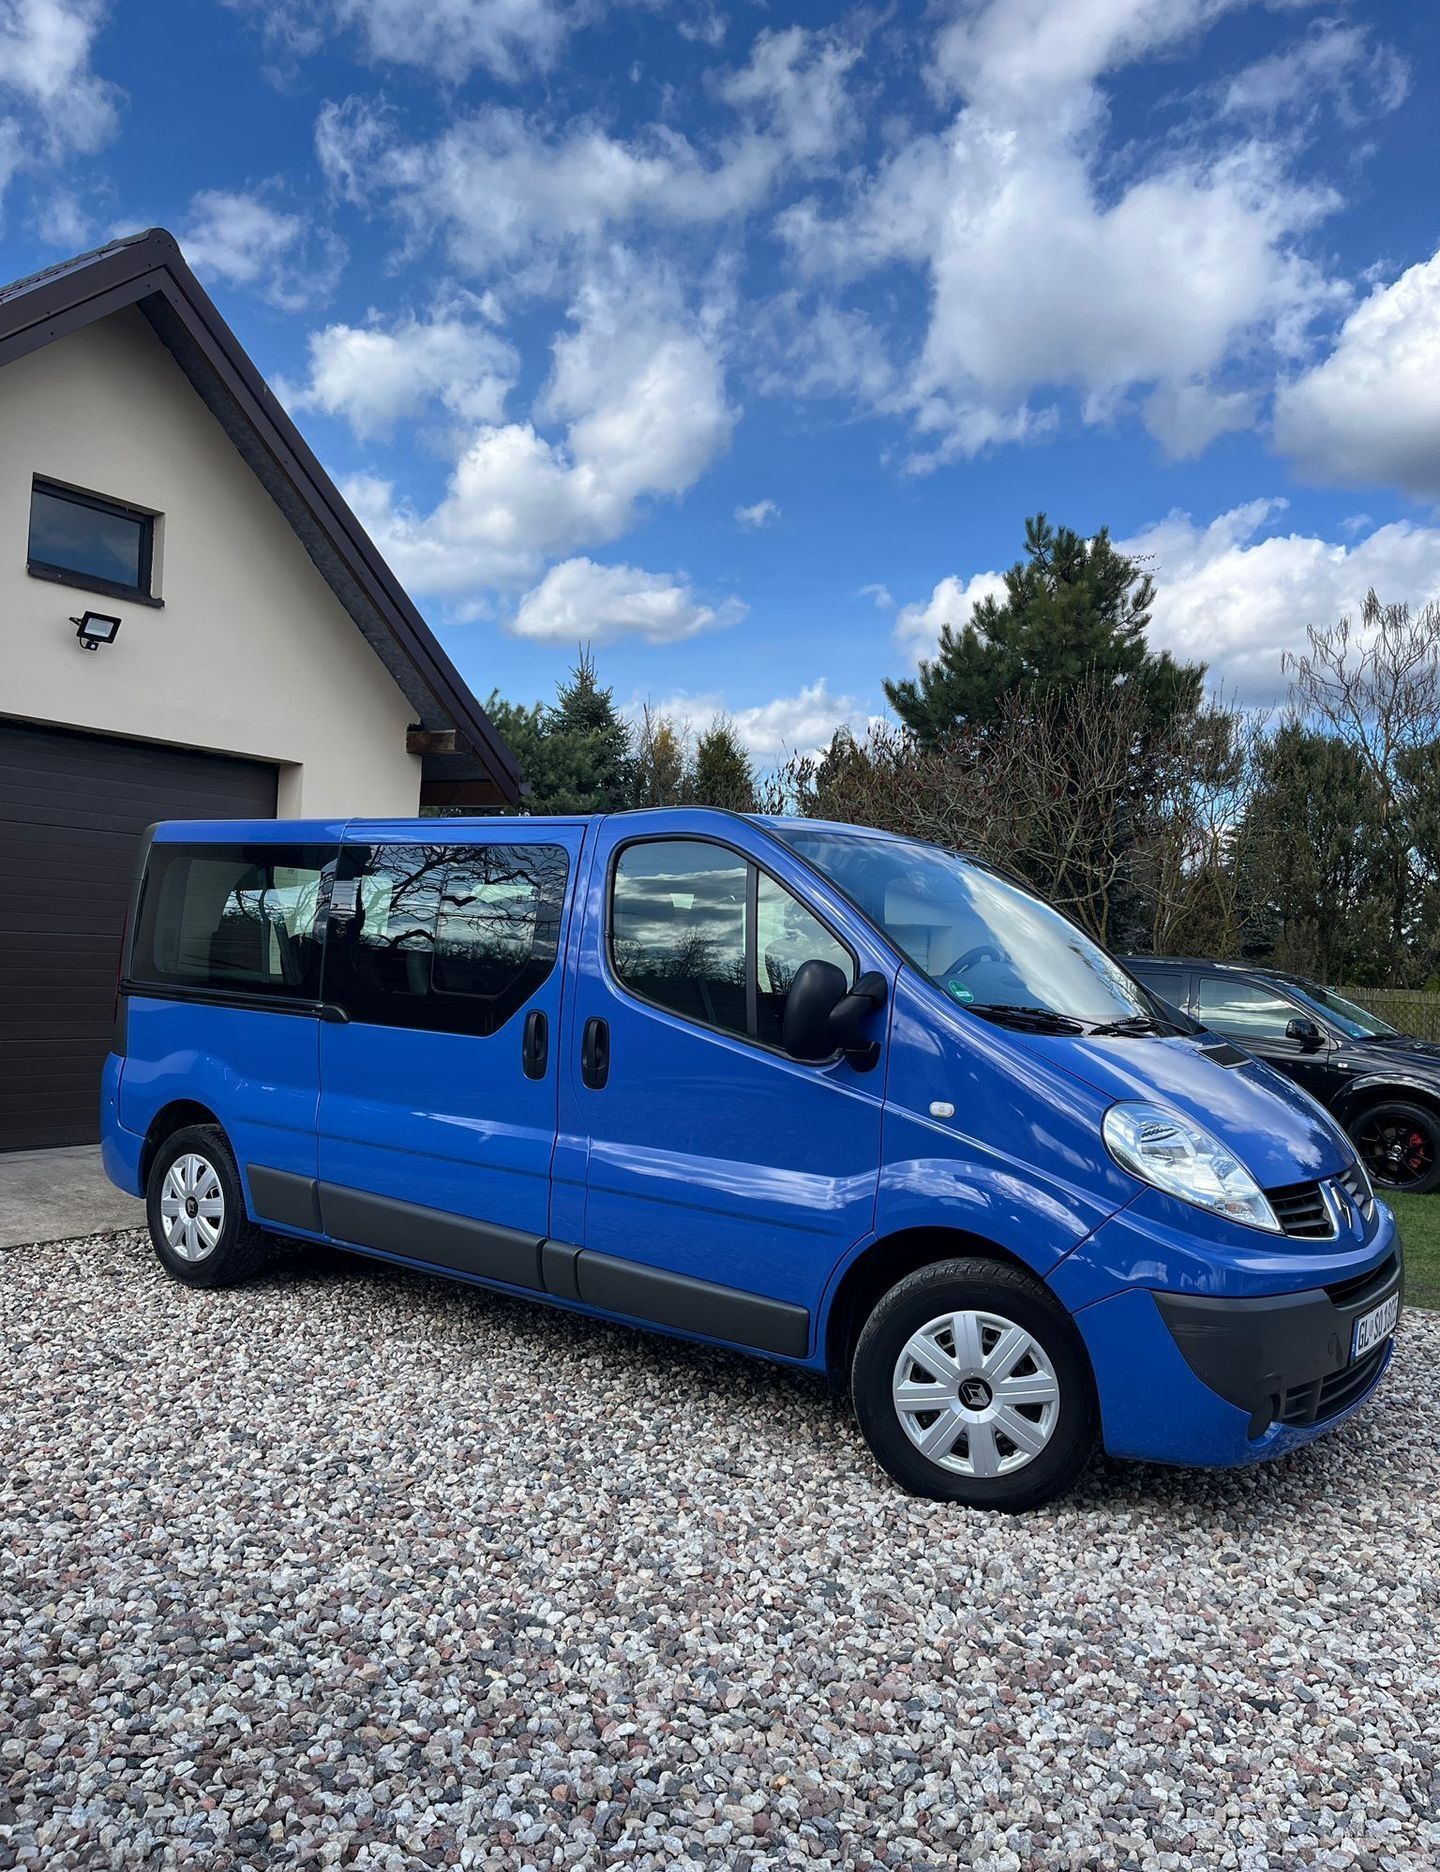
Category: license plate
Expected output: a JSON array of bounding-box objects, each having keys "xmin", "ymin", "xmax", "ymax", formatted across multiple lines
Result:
[{"xmin": 1352, "ymin": 1293, "xmax": 1399, "ymax": 1360}]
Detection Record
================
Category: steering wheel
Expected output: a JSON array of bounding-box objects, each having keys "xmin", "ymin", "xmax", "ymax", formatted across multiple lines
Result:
[{"xmin": 944, "ymin": 942, "xmax": 1006, "ymax": 978}]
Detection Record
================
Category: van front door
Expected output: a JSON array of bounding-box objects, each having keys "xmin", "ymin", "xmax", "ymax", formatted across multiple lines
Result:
[
  {"xmin": 315, "ymin": 825, "xmax": 584, "ymax": 1292},
  {"xmin": 554, "ymin": 816, "xmax": 890, "ymax": 1360}
]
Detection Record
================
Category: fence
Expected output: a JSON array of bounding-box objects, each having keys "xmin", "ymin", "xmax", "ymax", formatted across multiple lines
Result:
[{"xmin": 1338, "ymin": 987, "xmax": 1440, "ymax": 1043}]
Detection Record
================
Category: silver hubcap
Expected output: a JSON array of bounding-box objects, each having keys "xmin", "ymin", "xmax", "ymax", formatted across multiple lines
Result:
[
  {"xmin": 892, "ymin": 1308, "xmax": 1061, "ymax": 1478},
  {"xmin": 159, "ymin": 1154, "xmax": 224, "ymax": 1261}
]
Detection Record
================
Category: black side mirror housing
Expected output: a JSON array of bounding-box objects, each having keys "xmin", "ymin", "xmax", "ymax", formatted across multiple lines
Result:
[
  {"xmin": 782, "ymin": 959, "xmax": 848, "ymax": 1061},
  {"xmin": 782, "ymin": 961, "xmax": 888, "ymax": 1069},
  {"xmin": 1286, "ymin": 1016, "xmax": 1324, "ymax": 1049}
]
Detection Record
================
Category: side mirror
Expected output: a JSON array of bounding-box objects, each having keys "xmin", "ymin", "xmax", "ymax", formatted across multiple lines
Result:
[
  {"xmin": 782, "ymin": 958, "xmax": 848, "ymax": 1061},
  {"xmin": 782, "ymin": 960, "xmax": 888, "ymax": 1069},
  {"xmin": 1286, "ymin": 1016, "xmax": 1324, "ymax": 1049}
]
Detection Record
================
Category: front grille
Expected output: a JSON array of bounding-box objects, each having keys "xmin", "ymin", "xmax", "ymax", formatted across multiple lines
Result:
[
  {"xmin": 1324, "ymin": 1251, "xmax": 1397, "ymax": 1308},
  {"xmin": 1278, "ymin": 1343, "xmax": 1388, "ymax": 1427},
  {"xmin": 1268, "ymin": 1180, "xmax": 1333, "ymax": 1238},
  {"xmin": 1335, "ymin": 1161, "xmax": 1375, "ymax": 1223}
]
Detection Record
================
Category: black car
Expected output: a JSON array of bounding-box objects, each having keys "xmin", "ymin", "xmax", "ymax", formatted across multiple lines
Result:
[{"xmin": 1123, "ymin": 955, "xmax": 1440, "ymax": 1194}]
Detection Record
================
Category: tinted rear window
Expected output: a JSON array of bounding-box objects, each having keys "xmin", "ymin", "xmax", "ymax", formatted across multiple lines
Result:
[
  {"xmin": 132, "ymin": 843, "xmax": 332, "ymax": 1000},
  {"xmin": 329, "ymin": 841, "xmax": 571, "ymax": 1035}
]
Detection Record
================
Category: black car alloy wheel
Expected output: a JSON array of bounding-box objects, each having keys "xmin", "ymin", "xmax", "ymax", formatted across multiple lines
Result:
[{"xmin": 1353, "ymin": 1100, "xmax": 1440, "ymax": 1195}]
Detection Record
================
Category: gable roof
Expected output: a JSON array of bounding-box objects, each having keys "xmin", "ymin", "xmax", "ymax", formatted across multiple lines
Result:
[{"xmin": 0, "ymin": 229, "xmax": 521, "ymax": 807}]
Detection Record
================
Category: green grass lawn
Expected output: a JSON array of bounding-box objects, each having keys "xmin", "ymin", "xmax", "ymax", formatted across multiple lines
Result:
[{"xmin": 1385, "ymin": 1190, "xmax": 1440, "ymax": 1309}]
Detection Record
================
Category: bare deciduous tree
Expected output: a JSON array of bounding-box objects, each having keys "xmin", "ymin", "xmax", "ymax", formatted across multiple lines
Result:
[{"xmin": 1284, "ymin": 594, "xmax": 1440, "ymax": 973}]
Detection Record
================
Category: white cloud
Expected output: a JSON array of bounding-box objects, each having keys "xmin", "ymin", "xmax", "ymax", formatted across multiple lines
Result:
[
  {"xmin": 1216, "ymin": 23, "xmax": 1409, "ymax": 125},
  {"xmin": 1143, "ymin": 379, "xmax": 1255, "ymax": 460},
  {"xmin": 629, "ymin": 679, "xmax": 874, "ymax": 762},
  {"xmin": 230, "ymin": 0, "xmax": 589, "ymax": 82},
  {"xmin": 1121, "ymin": 500, "xmax": 1440, "ymax": 704},
  {"xmin": 314, "ymin": 25, "xmax": 862, "ymax": 283},
  {"xmin": 346, "ymin": 263, "xmax": 735, "ymax": 596},
  {"xmin": 0, "ymin": 0, "xmax": 119, "ymax": 209},
  {"xmin": 511, "ymin": 557, "xmax": 743, "ymax": 645},
  {"xmin": 1273, "ymin": 250, "xmax": 1440, "ymax": 500},
  {"xmin": 715, "ymin": 24, "xmax": 862, "ymax": 166},
  {"xmin": 930, "ymin": 0, "xmax": 1242, "ymax": 108},
  {"xmin": 179, "ymin": 188, "xmax": 345, "ymax": 310},
  {"xmin": 779, "ymin": 0, "xmax": 1364, "ymax": 462},
  {"xmin": 893, "ymin": 569, "xmax": 1009, "ymax": 667},
  {"xmin": 735, "ymin": 498, "xmax": 779, "ymax": 528},
  {"xmin": 859, "ymin": 582, "xmax": 893, "ymax": 610},
  {"xmin": 284, "ymin": 302, "xmax": 517, "ymax": 438}
]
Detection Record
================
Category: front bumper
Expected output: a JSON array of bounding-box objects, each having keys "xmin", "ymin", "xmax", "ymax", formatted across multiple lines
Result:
[
  {"xmin": 1154, "ymin": 1249, "xmax": 1402, "ymax": 1440},
  {"xmin": 1071, "ymin": 1229, "xmax": 1402, "ymax": 1469}
]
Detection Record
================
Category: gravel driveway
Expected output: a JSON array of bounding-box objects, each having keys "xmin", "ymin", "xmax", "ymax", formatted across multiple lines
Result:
[{"xmin": 2, "ymin": 1232, "xmax": 1437, "ymax": 1871}]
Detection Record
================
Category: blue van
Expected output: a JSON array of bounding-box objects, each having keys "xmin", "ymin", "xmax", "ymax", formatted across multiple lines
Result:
[{"xmin": 101, "ymin": 809, "xmax": 1402, "ymax": 1509}]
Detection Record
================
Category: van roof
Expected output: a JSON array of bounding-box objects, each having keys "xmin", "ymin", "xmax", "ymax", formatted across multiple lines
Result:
[{"xmin": 148, "ymin": 808, "xmax": 923, "ymax": 844}]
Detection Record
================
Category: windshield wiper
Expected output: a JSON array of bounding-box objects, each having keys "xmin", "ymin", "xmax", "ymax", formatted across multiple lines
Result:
[
  {"xmin": 966, "ymin": 1002, "xmax": 1088, "ymax": 1034},
  {"xmin": 1088, "ymin": 1014, "xmax": 1185, "ymax": 1037}
]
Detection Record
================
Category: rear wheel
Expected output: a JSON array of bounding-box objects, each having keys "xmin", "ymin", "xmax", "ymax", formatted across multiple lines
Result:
[
  {"xmin": 1352, "ymin": 1100, "xmax": 1440, "ymax": 1195},
  {"xmin": 145, "ymin": 1124, "xmax": 270, "ymax": 1287},
  {"xmin": 851, "ymin": 1258, "xmax": 1095, "ymax": 1510}
]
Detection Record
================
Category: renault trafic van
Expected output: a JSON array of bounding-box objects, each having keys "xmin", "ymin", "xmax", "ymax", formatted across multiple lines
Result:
[{"xmin": 101, "ymin": 810, "xmax": 1402, "ymax": 1509}]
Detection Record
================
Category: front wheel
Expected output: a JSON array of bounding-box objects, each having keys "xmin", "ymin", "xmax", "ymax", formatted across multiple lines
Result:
[
  {"xmin": 851, "ymin": 1258, "xmax": 1096, "ymax": 1509},
  {"xmin": 1352, "ymin": 1100, "xmax": 1440, "ymax": 1195}
]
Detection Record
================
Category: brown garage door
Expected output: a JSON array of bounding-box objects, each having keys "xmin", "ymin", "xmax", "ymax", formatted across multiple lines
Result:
[{"xmin": 0, "ymin": 720, "xmax": 278, "ymax": 1152}]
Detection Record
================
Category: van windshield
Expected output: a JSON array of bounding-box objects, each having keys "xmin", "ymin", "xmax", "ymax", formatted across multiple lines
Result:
[{"xmin": 768, "ymin": 824, "xmax": 1172, "ymax": 1031}]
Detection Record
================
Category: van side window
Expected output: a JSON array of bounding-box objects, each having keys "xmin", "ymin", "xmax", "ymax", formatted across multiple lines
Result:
[
  {"xmin": 610, "ymin": 839, "xmax": 854, "ymax": 1047},
  {"xmin": 611, "ymin": 840, "xmax": 749, "ymax": 1036},
  {"xmin": 336, "ymin": 842, "xmax": 569, "ymax": 1035},
  {"xmin": 754, "ymin": 871, "xmax": 853, "ymax": 1048},
  {"xmin": 131, "ymin": 844, "xmax": 330, "ymax": 1000}
]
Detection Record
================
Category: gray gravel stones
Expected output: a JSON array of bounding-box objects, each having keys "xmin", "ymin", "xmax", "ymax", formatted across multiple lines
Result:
[{"xmin": 2, "ymin": 1229, "xmax": 1437, "ymax": 1870}]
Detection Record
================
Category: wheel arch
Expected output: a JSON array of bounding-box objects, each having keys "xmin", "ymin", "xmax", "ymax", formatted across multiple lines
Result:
[
  {"xmin": 138, "ymin": 1099, "xmax": 224, "ymax": 1187},
  {"xmin": 821, "ymin": 1225, "xmax": 1052, "ymax": 1390},
  {"xmin": 1334, "ymin": 1076, "xmax": 1440, "ymax": 1131}
]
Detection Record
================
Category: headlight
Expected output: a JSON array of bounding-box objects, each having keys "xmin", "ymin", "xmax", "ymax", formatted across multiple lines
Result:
[{"xmin": 1103, "ymin": 1101, "xmax": 1280, "ymax": 1233}]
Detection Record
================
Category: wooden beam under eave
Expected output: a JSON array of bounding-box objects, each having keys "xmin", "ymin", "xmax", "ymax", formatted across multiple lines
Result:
[{"xmin": 407, "ymin": 726, "xmax": 458, "ymax": 755}]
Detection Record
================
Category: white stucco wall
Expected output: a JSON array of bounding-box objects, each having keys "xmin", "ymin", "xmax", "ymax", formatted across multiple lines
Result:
[{"xmin": 0, "ymin": 307, "xmax": 422, "ymax": 816}]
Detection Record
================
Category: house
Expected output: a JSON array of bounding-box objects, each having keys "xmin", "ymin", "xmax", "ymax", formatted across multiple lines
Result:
[{"xmin": 0, "ymin": 229, "xmax": 521, "ymax": 1152}]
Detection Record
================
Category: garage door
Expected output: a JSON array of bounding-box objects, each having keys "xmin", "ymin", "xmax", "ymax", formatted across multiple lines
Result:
[{"xmin": 0, "ymin": 720, "xmax": 278, "ymax": 1152}]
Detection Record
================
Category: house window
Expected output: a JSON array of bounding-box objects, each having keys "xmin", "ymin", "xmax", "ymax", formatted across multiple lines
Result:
[{"xmin": 28, "ymin": 477, "xmax": 158, "ymax": 604}]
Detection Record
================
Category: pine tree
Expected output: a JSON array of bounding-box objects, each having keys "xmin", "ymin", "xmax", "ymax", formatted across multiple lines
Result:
[
  {"xmin": 539, "ymin": 650, "xmax": 634, "ymax": 813},
  {"xmin": 691, "ymin": 717, "xmax": 757, "ymax": 812},
  {"xmin": 885, "ymin": 513, "xmax": 1203, "ymax": 744}
]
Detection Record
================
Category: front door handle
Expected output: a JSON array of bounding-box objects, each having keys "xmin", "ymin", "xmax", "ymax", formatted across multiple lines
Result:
[
  {"xmin": 581, "ymin": 1016, "xmax": 610, "ymax": 1090},
  {"xmin": 523, "ymin": 1008, "xmax": 548, "ymax": 1079}
]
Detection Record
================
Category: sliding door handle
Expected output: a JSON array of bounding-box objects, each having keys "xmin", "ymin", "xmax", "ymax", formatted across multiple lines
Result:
[
  {"xmin": 522, "ymin": 1008, "xmax": 549, "ymax": 1079},
  {"xmin": 581, "ymin": 1016, "xmax": 610, "ymax": 1090}
]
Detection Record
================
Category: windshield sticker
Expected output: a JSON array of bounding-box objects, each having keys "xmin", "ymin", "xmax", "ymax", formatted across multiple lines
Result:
[{"xmin": 947, "ymin": 980, "xmax": 974, "ymax": 1003}]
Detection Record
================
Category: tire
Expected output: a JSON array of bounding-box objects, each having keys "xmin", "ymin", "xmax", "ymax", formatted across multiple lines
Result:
[
  {"xmin": 851, "ymin": 1258, "xmax": 1096, "ymax": 1510},
  {"xmin": 145, "ymin": 1124, "xmax": 270, "ymax": 1288},
  {"xmin": 1350, "ymin": 1100, "xmax": 1440, "ymax": 1195}
]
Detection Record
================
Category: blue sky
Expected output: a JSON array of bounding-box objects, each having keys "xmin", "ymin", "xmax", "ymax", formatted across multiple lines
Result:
[{"xmin": 3, "ymin": 0, "xmax": 1439, "ymax": 758}]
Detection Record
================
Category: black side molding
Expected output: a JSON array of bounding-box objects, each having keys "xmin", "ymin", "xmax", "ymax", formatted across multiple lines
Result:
[
  {"xmin": 319, "ymin": 1183, "xmax": 545, "ymax": 1291},
  {"xmin": 246, "ymin": 1177, "xmax": 812, "ymax": 1360},
  {"xmin": 248, "ymin": 1165, "xmax": 323, "ymax": 1234},
  {"xmin": 572, "ymin": 1250, "xmax": 810, "ymax": 1359},
  {"xmin": 540, "ymin": 1239, "xmax": 582, "ymax": 1302}
]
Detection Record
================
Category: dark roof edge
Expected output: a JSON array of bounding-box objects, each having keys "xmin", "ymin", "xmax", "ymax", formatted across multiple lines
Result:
[{"xmin": 0, "ymin": 229, "xmax": 521, "ymax": 802}]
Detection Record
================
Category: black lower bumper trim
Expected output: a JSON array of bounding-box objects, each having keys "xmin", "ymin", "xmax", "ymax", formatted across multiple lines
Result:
[{"xmin": 1155, "ymin": 1251, "xmax": 1402, "ymax": 1438}]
